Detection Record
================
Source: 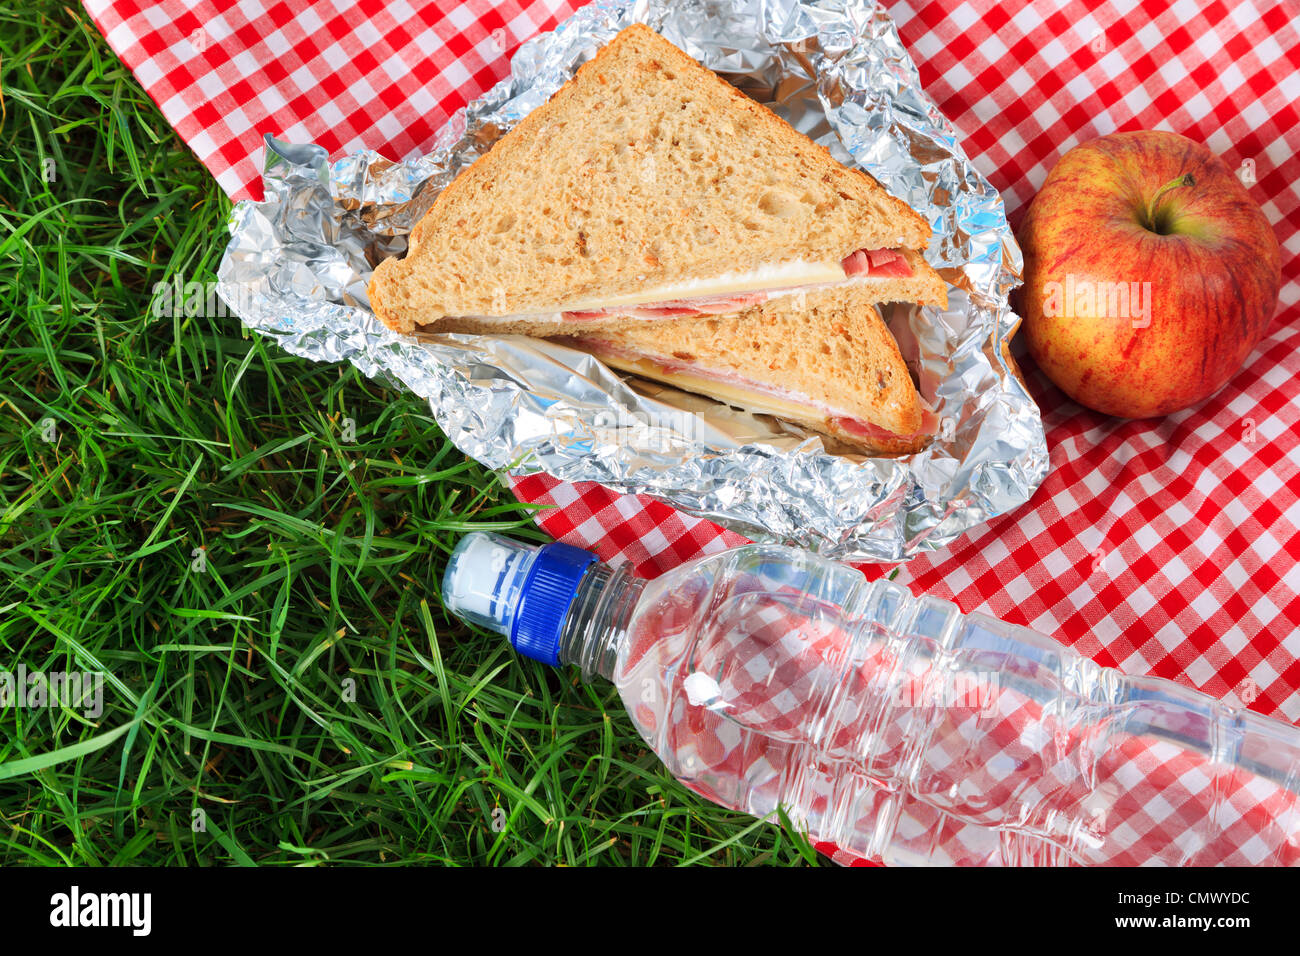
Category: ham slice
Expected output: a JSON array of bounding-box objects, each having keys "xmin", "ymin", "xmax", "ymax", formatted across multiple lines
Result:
[
  {"xmin": 842, "ymin": 247, "xmax": 912, "ymax": 278},
  {"xmin": 572, "ymin": 337, "xmax": 934, "ymax": 447},
  {"xmin": 868, "ymin": 255, "xmax": 913, "ymax": 279},
  {"xmin": 830, "ymin": 402, "xmax": 939, "ymax": 446},
  {"xmin": 841, "ymin": 250, "xmax": 871, "ymax": 276},
  {"xmin": 560, "ymin": 249, "xmax": 912, "ymax": 321},
  {"xmin": 563, "ymin": 292, "xmax": 767, "ymax": 322}
]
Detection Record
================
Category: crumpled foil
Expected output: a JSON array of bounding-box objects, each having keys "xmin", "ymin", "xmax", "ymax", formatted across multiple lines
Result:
[{"xmin": 216, "ymin": 0, "xmax": 1048, "ymax": 562}]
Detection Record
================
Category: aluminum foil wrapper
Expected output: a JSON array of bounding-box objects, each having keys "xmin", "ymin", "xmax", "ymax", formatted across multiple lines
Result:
[{"xmin": 217, "ymin": 0, "xmax": 1048, "ymax": 562}]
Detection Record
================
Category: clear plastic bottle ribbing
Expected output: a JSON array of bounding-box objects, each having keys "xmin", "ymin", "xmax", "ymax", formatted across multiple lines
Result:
[{"xmin": 450, "ymin": 536, "xmax": 1300, "ymax": 865}]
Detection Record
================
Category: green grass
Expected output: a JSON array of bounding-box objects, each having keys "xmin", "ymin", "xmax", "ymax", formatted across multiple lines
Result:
[{"xmin": 0, "ymin": 2, "xmax": 820, "ymax": 865}]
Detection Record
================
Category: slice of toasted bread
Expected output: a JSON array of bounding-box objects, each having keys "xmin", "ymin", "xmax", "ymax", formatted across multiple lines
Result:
[
  {"xmin": 553, "ymin": 286, "xmax": 935, "ymax": 455},
  {"xmin": 370, "ymin": 23, "xmax": 935, "ymax": 334}
]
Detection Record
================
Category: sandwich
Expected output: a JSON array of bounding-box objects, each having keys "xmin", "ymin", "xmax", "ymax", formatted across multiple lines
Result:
[
  {"xmin": 554, "ymin": 286, "xmax": 938, "ymax": 455},
  {"xmin": 368, "ymin": 23, "xmax": 946, "ymax": 336},
  {"xmin": 367, "ymin": 23, "xmax": 947, "ymax": 455}
]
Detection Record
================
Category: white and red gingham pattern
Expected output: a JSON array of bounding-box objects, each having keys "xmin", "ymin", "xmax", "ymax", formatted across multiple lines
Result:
[
  {"xmin": 84, "ymin": 0, "xmax": 1300, "ymax": 862},
  {"xmin": 510, "ymin": 473, "xmax": 749, "ymax": 578},
  {"xmin": 81, "ymin": 0, "xmax": 575, "ymax": 199},
  {"xmin": 622, "ymin": 569, "xmax": 1300, "ymax": 865}
]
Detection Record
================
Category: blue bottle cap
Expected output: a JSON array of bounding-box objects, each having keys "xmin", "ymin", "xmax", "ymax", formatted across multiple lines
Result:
[{"xmin": 510, "ymin": 542, "xmax": 597, "ymax": 666}]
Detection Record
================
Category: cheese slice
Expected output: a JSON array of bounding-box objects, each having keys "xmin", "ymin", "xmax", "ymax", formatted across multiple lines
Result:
[
  {"xmin": 598, "ymin": 353, "xmax": 831, "ymax": 425},
  {"xmin": 557, "ymin": 259, "xmax": 848, "ymax": 312},
  {"xmin": 452, "ymin": 265, "xmax": 898, "ymax": 325}
]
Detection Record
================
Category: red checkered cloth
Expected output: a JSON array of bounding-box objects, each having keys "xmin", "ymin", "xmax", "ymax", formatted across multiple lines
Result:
[
  {"xmin": 86, "ymin": 0, "xmax": 1300, "ymax": 863},
  {"xmin": 84, "ymin": 0, "xmax": 575, "ymax": 198},
  {"xmin": 620, "ymin": 563, "xmax": 1300, "ymax": 865}
]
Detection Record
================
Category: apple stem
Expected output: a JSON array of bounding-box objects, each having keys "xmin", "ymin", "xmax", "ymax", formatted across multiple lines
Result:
[{"xmin": 1141, "ymin": 173, "xmax": 1195, "ymax": 233}]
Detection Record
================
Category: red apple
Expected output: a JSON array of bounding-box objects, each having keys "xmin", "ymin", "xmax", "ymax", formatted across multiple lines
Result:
[{"xmin": 1017, "ymin": 130, "xmax": 1280, "ymax": 418}]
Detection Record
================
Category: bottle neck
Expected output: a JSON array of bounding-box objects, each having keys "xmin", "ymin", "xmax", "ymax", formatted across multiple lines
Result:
[{"xmin": 557, "ymin": 562, "xmax": 644, "ymax": 683}]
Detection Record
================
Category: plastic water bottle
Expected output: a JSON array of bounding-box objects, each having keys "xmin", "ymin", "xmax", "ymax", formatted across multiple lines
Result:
[{"xmin": 442, "ymin": 532, "xmax": 1300, "ymax": 866}]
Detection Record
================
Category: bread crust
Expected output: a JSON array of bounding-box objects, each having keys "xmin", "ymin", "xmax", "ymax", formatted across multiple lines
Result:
[
  {"xmin": 369, "ymin": 23, "xmax": 936, "ymax": 333},
  {"xmin": 405, "ymin": 24, "xmax": 930, "ymax": 254},
  {"xmin": 551, "ymin": 284, "xmax": 934, "ymax": 455}
]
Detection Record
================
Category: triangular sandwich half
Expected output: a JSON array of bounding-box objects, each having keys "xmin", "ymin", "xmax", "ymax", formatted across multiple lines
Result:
[
  {"xmin": 552, "ymin": 286, "xmax": 938, "ymax": 455},
  {"xmin": 369, "ymin": 23, "xmax": 946, "ymax": 336}
]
